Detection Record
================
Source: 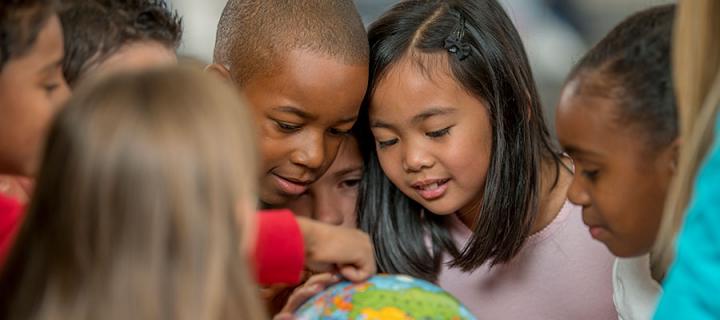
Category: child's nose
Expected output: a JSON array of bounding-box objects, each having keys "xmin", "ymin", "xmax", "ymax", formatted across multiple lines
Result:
[
  {"xmin": 402, "ymin": 143, "xmax": 434, "ymax": 172},
  {"xmin": 290, "ymin": 133, "xmax": 326, "ymax": 170},
  {"xmin": 566, "ymin": 175, "xmax": 591, "ymax": 207}
]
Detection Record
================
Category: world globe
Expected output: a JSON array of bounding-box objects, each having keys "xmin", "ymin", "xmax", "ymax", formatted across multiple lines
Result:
[{"xmin": 295, "ymin": 274, "xmax": 477, "ymax": 320}]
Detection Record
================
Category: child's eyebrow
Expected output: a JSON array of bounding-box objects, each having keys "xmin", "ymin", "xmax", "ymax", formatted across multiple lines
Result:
[
  {"xmin": 272, "ymin": 106, "xmax": 316, "ymax": 120},
  {"xmin": 562, "ymin": 144, "xmax": 601, "ymax": 158},
  {"xmin": 334, "ymin": 165, "xmax": 363, "ymax": 179},
  {"xmin": 370, "ymin": 120, "xmax": 394, "ymax": 129},
  {"xmin": 337, "ymin": 115, "xmax": 358, "ymax": 125},
  {"xmin": 39, "ymin": 58, "xmax": 63, "ymax": 74},
  {"xmin": 411, "ymin": 107, "xmax": 457, "ymax": 125}
]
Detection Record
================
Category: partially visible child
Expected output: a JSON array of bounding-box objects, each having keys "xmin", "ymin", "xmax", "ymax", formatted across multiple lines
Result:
[
  {"xmin": 0, "ymin": 0, "xmax": 181, "ymax": 208},
  {"xmin": 654, "ymin": 0, "xmax": 720, "ymax": 317},
  {"xmin": 287, "ymin": 137, "xmax": 363, "ymax": 228},
  {"xmin": 357, "ymin": 0, "xmax": 616, "ymax": 318},
  {"xmin": 208, "ymin": 0, "xmax": 369, "ymax": 210},
  {"xmin": 0, "ymin": 0, "xmax": 70, "ymax": 262},
  {"xmin": 0, "ymin": 67, "xmax": 266, "ymax": 320},
  {"xmin": 555, "ymin": 5, "xmax": 676, "ymax": 319},
  {"xmin": 59, "ymin": 0, "xmax": 181, "ymax": 87}
]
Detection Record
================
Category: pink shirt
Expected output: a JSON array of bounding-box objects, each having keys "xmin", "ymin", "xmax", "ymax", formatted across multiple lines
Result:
[{"xmin": 438, "ymin": 201, "xmax": 617, "ymax": 319}]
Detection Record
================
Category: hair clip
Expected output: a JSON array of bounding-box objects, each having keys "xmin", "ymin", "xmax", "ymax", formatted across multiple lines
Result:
[
  {"xmin": 444, "ymin": 15, "xmax": 470, "ymax": 61},
  {"xmin": 444, "ymin": 36, "xmax": 470, "ymax": 61}
]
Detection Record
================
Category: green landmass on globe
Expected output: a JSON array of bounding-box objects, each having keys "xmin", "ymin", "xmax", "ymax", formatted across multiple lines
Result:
[{"xmin": 295, "ymin": 274, "xmax": 477, "ymax": 320}]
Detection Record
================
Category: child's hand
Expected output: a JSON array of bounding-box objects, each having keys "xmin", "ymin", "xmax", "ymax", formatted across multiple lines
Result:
[
  {"xmin": 273, "ymin": 273, "xmax": 342, "ymax": 319},
  {"xmin": 296, "ymin": 217, "xmax": 376, "ymax": 282}
]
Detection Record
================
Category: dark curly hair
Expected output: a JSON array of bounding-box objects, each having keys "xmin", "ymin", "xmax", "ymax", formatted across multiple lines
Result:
[
  {"xmin": 567, "ymin": 4, "xmax": 677, "ymax": 152},
  {"xmin": 0, "ymin": 0, "xmax": 59, "ymax": 71},
  {"xmin": 60, "ymin": 0, "xmax": 182, "ymax": 86}
]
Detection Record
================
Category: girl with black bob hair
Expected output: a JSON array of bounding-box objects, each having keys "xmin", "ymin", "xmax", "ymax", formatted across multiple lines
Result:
[{"xmin": 357, "ymin": 0, "xmax": 616, "ymax": 317}]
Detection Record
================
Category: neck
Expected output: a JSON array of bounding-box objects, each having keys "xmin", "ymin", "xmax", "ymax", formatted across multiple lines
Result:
[{"xmin": 457, "ymin": 194, "xmax": 483, "ymax": 230}]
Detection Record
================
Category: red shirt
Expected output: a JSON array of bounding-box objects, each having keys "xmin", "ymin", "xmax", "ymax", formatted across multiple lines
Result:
[
  {"xmin": 0, "ymin": 194, "xmax": 22, "ymax": 265},
  {"xmin": 254, "ymin": 209, "xmax": 305, "ymax": 285}
]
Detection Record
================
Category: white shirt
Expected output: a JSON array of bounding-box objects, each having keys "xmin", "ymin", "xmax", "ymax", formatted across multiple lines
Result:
[{"xmin": 613, "ymin": 255, "xmax": 662, "ymax": 320}]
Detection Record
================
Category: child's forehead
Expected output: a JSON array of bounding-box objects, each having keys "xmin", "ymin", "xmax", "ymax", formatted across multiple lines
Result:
[
  {"xmin": 244, "ymin": 49, "xmax": 367, "ymax": 91},
  {"xmin": 3, "ymin": 15, "xmax": 63, "ymax": 73},
  {"xmin": 241, "ymin": 50, "xmax": 366, "ymax": 122}
]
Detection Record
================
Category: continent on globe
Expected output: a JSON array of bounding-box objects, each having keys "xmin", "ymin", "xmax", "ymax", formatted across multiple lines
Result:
[{"xmin": 295, "ymin": 274, "xmax": 476, "ymax": 320}]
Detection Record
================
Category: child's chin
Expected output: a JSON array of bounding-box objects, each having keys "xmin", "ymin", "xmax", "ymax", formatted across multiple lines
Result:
[
  {"xmin": 419, "ymin": 202, "xmax": 458, "ymax": 216},
  {"xmin": 608, "ymin": 244, "xmax": 650, "ymax": 258}
]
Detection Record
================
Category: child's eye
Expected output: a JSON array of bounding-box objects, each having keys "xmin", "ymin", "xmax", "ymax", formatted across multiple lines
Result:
[
  {"xmin": 43, "ymin": 83, "xmax": 59, "ymax": 94},
  {"xmin": 581, "ymin": 169, "xmax": 599, "ymax": 181},
  {"xmin": 426, "ymin": 126, "xmax": 453, "ymax": 138},
  {"xmin": 329, "ymin": 128, "xmax": 352, "ymax": 137},
  {"xmin": 274, "ymin": 120, "xmax": 301, "ymax": 133},
  {"xmin": 377, "ymin": 138, "xmax": 398, "ymax": 149},
  {"xmin": 340, "ymin": 178, "xmax": 361, "ymax": 189}
]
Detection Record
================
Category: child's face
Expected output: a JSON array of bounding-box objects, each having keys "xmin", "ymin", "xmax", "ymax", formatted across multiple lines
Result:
[
  {"xmin": 369, "ymin": 59, "xmax": 492, "ymax": 223},
  {"xmin": 243, "ymin": 50, "xmax": 367, "ymax": 207},
  {"xmin": 0, "ymin": 15, "xmax": 69, "ymax": 176},
  {"xmin": 556, "ymin": 81, "xmax": 676, "ymax": 257},
  {"xmin": 286, "ymin": 138, "xmax": 362, "ymax": 228}
]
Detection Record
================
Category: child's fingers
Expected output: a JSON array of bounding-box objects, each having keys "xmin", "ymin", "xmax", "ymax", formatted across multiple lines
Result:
[
  {"xmin": 338, "ymin": 264, "xmax": 372, "ymax": 282},
  {"xmin": 273, "ymin": 312, "xmax": 296, "ymax": 320},
  {"xmin": 280, "ymin": 286, "xmax": 322, "ymax": 313},
  {"xmin": 303, "ymin": 272, "xmax": 341, "ymax": 287}
]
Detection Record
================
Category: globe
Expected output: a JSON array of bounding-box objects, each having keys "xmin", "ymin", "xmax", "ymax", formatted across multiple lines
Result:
[{"xmin": 295, "ymin": 274, "xmax": 477, "ymax": 320}]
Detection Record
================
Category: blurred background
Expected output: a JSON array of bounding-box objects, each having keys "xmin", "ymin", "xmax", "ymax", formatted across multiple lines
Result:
[{"xmin": 169, "ymin": 0, "xmax": 674, "ymax": 133}]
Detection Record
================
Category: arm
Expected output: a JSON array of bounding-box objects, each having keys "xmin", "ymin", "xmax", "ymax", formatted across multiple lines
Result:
[{"xmin": 254, "ymin": 210, "xmax": 376, "ymax": 285}]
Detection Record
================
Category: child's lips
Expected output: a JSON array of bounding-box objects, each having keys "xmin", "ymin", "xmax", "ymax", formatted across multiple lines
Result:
[
  {"xmin": 411, "ymin": 178, "xmax": 450, "ymax": 200},
  {"xmin": 272, "ymin": 173, "xmax": 312, "ymax": 196},
  {"xmin": 582, "ymin": 216, "xmax": 609, "ymax": 240}
]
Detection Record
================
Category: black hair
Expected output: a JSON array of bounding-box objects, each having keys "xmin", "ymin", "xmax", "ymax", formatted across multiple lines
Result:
[
  {"xmin": 356, "ymin": 0, "xmax": 563, "ymax": 281},
  {"xmin": 0, "ymin": 0, "xmax": 59, "ymax": 71},
  {"xmin": 213, "ymin": 0, "xmax": 368, "ymax": 85},
  {"xmin": 60, "ymin": 0, "xmax": 182, "ymax": 87},
  {"xmin": 567, "ymin": 5, "xmax": 677, "ymax": 151}
]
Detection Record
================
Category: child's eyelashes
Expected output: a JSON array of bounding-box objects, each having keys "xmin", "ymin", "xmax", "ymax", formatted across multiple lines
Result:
[
  {"xmin": 340, "ymin": 178, "xmax": 361, "ymax": 189},
  {"xmin": 426, "ymin": 126, "xmax": 453, "ymax": 139},
  {"xmin": 42, "ymin": 83, "xmax": 60, "ymax": 95},
  {"xmin": 329, "ymin": 128, "xmax": 353, "ymax": 137},
  {"xmin": 377, "ymin": 138, "xmax": 398, "ymax": 149},
  {"xmin": 274, "ymin": 120, "xmax": 302, "ymax": 133},
  {"xmin": 581, "ymin": 169, "xmax": 600, "ymax": 181}
]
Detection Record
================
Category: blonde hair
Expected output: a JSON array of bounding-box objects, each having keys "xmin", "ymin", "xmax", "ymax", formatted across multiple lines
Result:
[
  {"xmin": 652, "ymin": 0, "xmax": 720, "ymax": 280},
  {"xmin": 0, "ymin": 66, "xmax": 266, "ymax": 320}
]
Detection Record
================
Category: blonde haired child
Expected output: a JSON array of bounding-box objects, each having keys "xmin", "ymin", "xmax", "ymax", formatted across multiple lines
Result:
[{"xmin": 0, "ymin": 67, "xmax": 265, "ymax": 320}]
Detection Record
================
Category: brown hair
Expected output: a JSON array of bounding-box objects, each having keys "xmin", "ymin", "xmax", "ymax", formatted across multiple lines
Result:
[
  {"xmin": 213, "ymin": 0, "xmax": 368, "ymax": 85},
  {"xmin": 652, "ymin": 0, "xmax": 720, "ymax": 280},
  {"xmin": 60, "ymin": 0, "xmax": 182, "ymax": 86},
  {"xmin": 0, "ymin": 66, "xmax": 266, "ymax": 320},
  {"xmin": 0, "ymin": 0, "xmax": 59, "ymax": 70}
]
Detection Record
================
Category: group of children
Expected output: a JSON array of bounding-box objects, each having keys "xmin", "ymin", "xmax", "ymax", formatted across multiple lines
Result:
[{"xmin": 0, "ymin": 0, "xmax": 718, "ymax": 319}]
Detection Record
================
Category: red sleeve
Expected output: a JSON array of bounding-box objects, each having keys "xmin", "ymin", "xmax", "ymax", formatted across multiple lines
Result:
[
  {"xmin": 0, "ymin": 195, "xmax": 24, "ymax": 266},
  {"xmin": 253, "ymin": 209, "xmax": 305, "ymax": 285}
]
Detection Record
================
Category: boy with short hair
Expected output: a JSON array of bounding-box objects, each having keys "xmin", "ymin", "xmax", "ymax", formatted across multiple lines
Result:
[{"xmin": 209, "ymin": 0, "xmax": 370, "ymax": 209}]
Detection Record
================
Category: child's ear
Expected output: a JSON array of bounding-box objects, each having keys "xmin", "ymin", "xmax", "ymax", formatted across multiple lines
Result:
[{"xmin": 205, "ymin": 63, "xmax": 233, "ymax": 82}]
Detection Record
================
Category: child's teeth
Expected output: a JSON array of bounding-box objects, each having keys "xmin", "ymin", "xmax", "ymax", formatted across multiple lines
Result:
[{"xmin": 428, "ymin": 183, "xmax": 438, "ymax": 190}]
